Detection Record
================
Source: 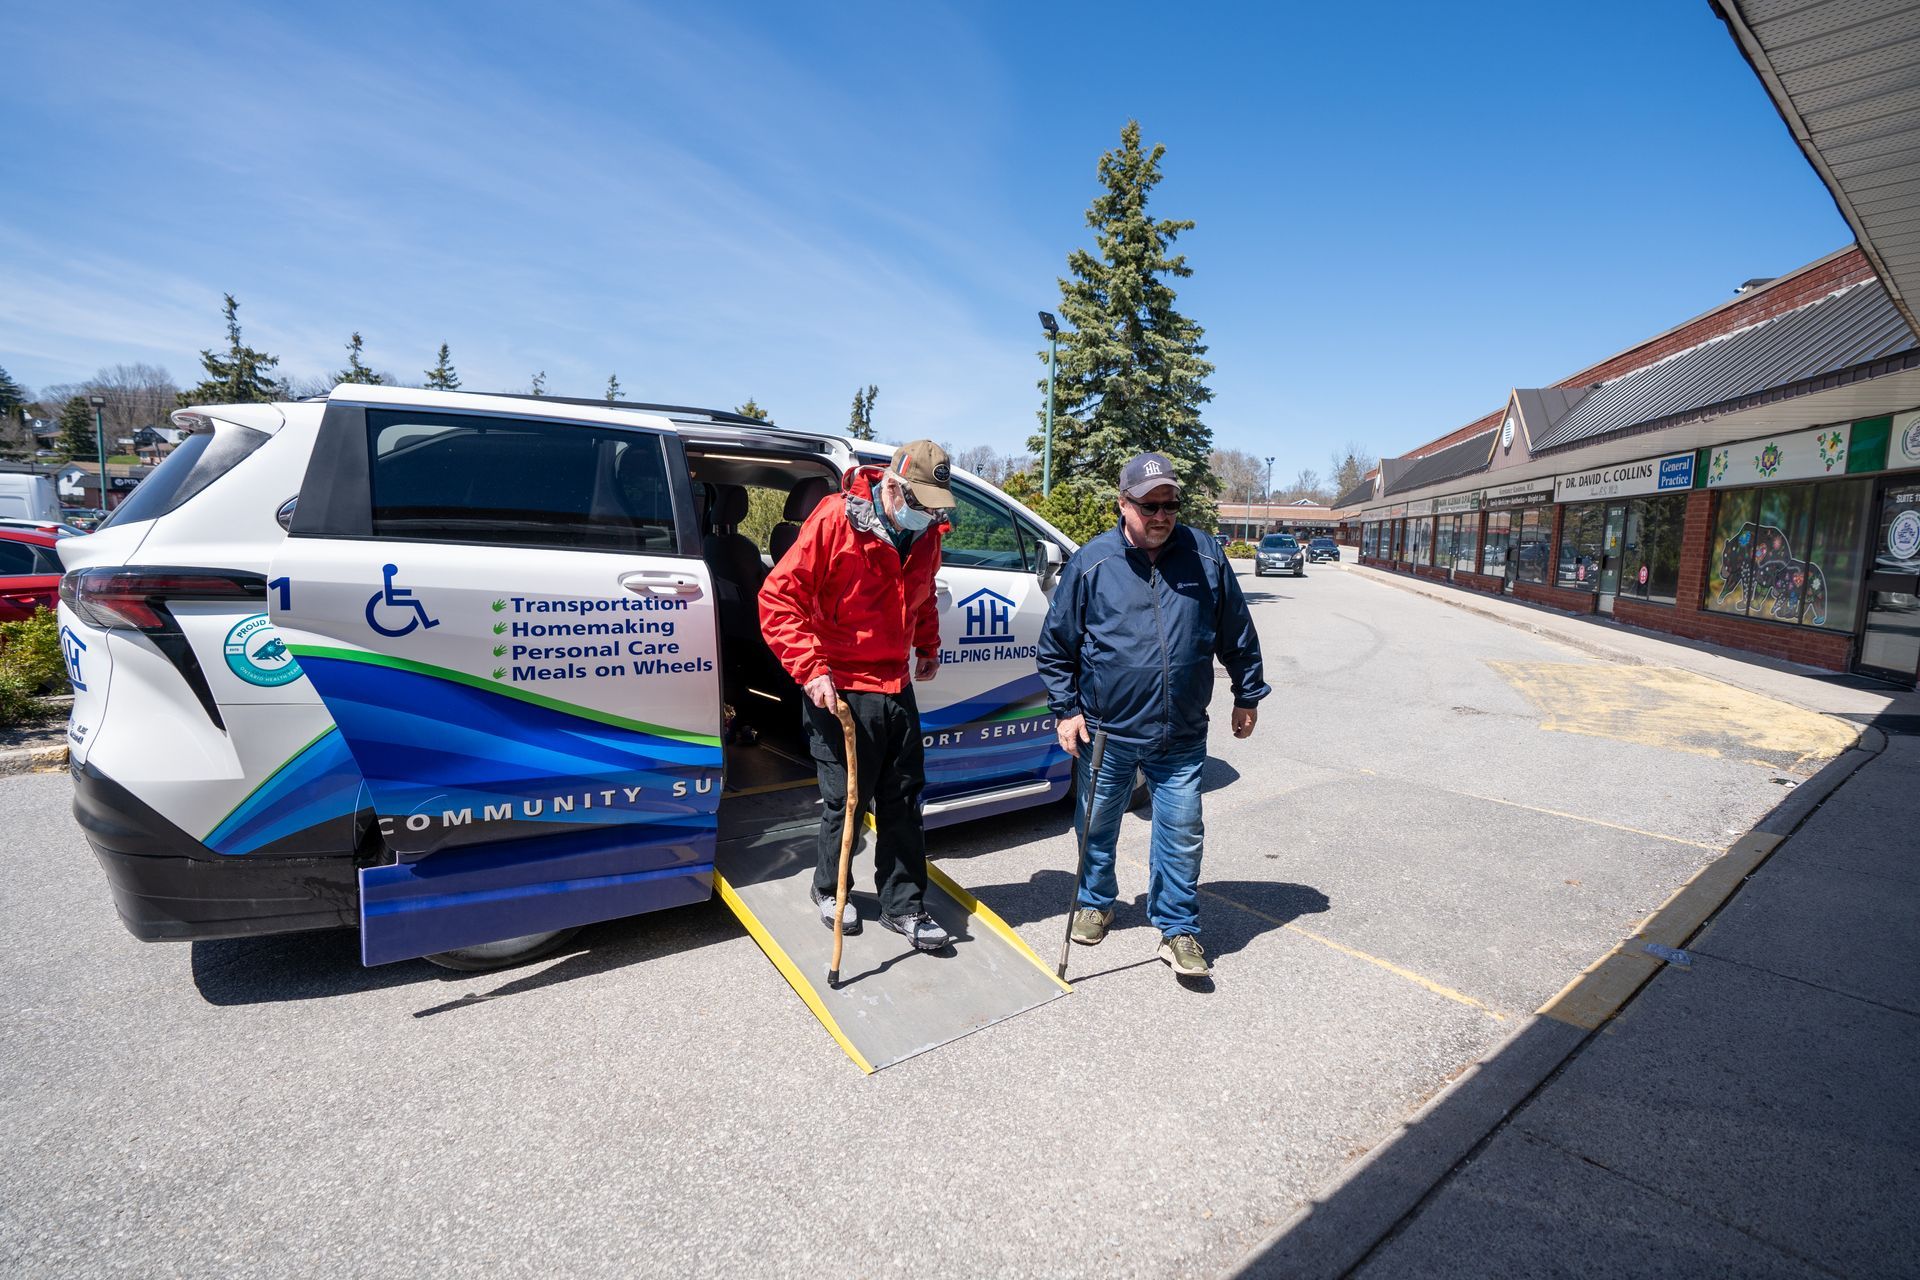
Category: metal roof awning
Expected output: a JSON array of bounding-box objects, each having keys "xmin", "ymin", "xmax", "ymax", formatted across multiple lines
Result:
[{"xmin": 1718, "ymin": 0, "xmax": 1920, "ymax": 339}]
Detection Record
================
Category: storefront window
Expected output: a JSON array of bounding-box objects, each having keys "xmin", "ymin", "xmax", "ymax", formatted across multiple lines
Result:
[
  {"xmin": 1484, "ymin": 511, "xmax": 1513, "ymax": 572},
  {"xmin": 1704, "ymin": 479, "xmax": 1870, "ymax": 631},
  {"xmin": 1556, "ymin": 503, "xmax": 1605, "ymax": 592},
  {"xmin": 1409, "ymin": 517, "xmax": 1433, "ymax": 565},
  {"xmin": 1434, "ymin": 516, "xmax": 1457, "ymax": 572},
  {"xmin": 1618, "ymin": 494, "xmax": 1685, "ymax": 605},
  {"xmin": 1516, "ymin": 506, "xmax": 1551, "ymax": 584},
  {"xmin": 1389, "ymin": 519, "xmax": 1405, "ymax": 560}
]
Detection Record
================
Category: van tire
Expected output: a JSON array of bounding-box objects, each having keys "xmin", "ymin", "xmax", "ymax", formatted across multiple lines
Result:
[{"xmin": 424, "ymin": 927, "xmax": 581, "ymax": 972}]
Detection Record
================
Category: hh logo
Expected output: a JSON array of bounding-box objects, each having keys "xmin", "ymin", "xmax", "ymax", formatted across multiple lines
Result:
[
  {"xmin": 957, "ymin": 587, "xmax": 1015, "ymax": 646},
  {"xmin": 60, "ymin": 626, "xmax": 88, "ymax": 691}
]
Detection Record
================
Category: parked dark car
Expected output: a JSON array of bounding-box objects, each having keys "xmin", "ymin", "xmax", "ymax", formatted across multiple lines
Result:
[
  {"xmin": 1307, "ymin": 536, "xmax": 1339, "ymax": 563},
  {"xmin": 0, "ymin": 528, "xmax": 64, "ymax": 622},
  {"xmin": 1254, "ymin": 533, "xmax": 1304, "ymax": 577}
]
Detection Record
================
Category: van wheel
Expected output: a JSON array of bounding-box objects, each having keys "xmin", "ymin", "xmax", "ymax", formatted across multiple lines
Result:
[{"xmin": 424, "ymin": 928, "xmax": 581, "ymax": 972}]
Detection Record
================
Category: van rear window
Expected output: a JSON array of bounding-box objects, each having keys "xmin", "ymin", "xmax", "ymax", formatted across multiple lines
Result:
[{"xmin": 97, "ymin": 425, "xmax": 269, "ymax": 531}]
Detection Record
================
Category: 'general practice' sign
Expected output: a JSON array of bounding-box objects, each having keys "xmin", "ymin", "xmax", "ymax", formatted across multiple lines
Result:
[{"xmin": 1554, "ymin": 452, "xmax": 1695, "ymax": 502}]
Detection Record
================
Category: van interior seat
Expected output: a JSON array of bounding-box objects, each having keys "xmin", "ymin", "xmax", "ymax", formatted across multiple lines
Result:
[{"xmin": 768, "ymin": 476, "xmax": 834, "ymax": 566}]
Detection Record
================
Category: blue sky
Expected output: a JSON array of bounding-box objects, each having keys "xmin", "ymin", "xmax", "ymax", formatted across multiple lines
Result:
[{"xmin": 4, "ymin": 0, "xmax": 1850, "ymax": 479}]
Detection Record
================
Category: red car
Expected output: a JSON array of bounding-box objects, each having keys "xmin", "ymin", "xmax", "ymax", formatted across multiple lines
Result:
[{"xmin": 0, "ymin": 528, "xmax": 64, "ymax": 622}]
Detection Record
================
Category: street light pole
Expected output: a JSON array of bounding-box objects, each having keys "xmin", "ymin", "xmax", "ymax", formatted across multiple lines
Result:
[
  {"xmin": 89, "ymin": 394, "xmax": 108, "ymax": 514},
  {"xmin": 1264, "ymin": 456, "xmax": 1274, "ymax": 533},
  {"xmin": 1038, "ymin": 311, "xmax": 1059, "ymax": 497}
]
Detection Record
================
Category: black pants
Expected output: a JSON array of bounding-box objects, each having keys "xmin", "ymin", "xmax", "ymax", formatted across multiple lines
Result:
[{"xmin": 805, "ymin": 687, "xmax": 928, "ymax": 918}]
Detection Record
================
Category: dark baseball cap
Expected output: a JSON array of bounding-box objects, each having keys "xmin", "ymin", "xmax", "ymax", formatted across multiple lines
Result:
[
  {"xmin": 888, "ymin": 439, "xmax": 957, "ymax": 510},
  {"xmin": 1118, "ymin": 452, "xmax": 1183, "ymax": 499}
]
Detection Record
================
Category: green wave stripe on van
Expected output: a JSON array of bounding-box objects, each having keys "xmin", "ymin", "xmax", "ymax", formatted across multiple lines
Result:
[
  {"xmin": 202, "ymin": 723, "xmax": 342, "ymax": 842},
  {"xmin": 286, "ymin": 644, "xmax": 724, "ymax": 747},
  {"xmin": 982, "ymin": 703, "xmax": 1051, "ymax": 724}
]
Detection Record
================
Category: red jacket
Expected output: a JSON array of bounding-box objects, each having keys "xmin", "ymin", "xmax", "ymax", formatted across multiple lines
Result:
[{"xmin": 759, "ymin": 467, "xmax": 943, "ymax": 694}]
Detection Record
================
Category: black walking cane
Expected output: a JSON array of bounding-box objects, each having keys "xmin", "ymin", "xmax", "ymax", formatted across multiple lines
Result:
[{"xmin": 1056, "ymin": 727, "xmax": 1109, "ymax": 981}]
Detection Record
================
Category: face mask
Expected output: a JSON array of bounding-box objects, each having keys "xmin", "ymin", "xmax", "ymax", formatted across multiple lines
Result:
[
  {"xmin": 893, "ymin": 500, "xmax": 934, "ymax": 532},
  {"xmin": 885, "ymin": 478, "xmax": 935, "ymax": 531}
]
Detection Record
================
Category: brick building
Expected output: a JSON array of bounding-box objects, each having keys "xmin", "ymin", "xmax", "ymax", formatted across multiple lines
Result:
[{"xmin": 1356, "ymin": 246, "xmax": 1920, "ymax": 686}]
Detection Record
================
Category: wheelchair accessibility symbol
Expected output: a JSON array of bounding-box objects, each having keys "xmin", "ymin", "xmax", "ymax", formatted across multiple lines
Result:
[{"xmin": 365, "ymin": 564, "xmax": 441, "ymax": 638}]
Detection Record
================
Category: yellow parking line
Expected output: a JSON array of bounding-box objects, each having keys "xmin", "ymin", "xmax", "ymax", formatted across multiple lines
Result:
[{"xmin": 1118, "ymin": 853, "xmax": 1509, "ymax": 1022}]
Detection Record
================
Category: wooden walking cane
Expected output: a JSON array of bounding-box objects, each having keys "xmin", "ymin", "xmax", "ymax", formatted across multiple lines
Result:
[{"xmin": 826, "ymin": 697, "xmax": 859, "ymax": 989}]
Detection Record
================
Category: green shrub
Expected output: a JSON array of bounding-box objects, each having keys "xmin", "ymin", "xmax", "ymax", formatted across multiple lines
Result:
[
  {"xmin": 1225, "ymin": 541, "xmax": 1256, "ymax": 558},
  {"xmin": 0, "ymin": 607, "xmax": 68, "ymax": 727}
]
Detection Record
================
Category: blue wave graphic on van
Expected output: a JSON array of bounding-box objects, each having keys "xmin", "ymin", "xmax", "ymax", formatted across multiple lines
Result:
[
  {"xmin": 206, "ymin": 726, "xmax": 366, "ymax": 856},
  {"xmin": 293, "ymin": 649, "xmax": 722, "ymax": 855},
  {"xmin": 919, "ymin": 671, "xmax": 1068, "ymax": 805}
]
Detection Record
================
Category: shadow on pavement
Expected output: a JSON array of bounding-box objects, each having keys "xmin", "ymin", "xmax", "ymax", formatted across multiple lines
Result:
[
  {"xmin": 960, "ymin": 869, "xmax": 1329, "ymax": 960},
  {"xmin": 191, "ymin": 897, "xmax": 741, "ymax": 1007},
  {"xmin": 1228, "ymin": 714, "xmax": 1912, "ymax": 1280}
]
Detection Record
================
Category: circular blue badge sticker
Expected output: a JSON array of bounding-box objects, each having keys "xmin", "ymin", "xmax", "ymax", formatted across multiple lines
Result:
[
  {"xmin": 224, "ymin": 613, "xmax": 303, "ymax": 687},
  {"xmin": 1890, "ymin": 509, "xmax": 1920, "ymax": 562}
]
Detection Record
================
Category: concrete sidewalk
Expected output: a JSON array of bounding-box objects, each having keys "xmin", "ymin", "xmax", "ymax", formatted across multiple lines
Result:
[
  {"xmin": 1233, "ymin": 564, "xmax": 1919, "ymax": 1279},
  {"xmin": 1347, "ymin": 725, "xmax": 1919, "ymax": 1279}
]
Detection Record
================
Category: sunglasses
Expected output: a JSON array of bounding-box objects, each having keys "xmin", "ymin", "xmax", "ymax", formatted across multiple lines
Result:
[{"xmin": 1126, "ymin": 497, "xmax": 1181, "ymax": 515}]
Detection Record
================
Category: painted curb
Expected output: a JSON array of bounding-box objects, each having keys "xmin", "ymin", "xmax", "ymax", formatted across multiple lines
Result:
[
  {"xmin": 0, "ymin": 742, "xmax": 68, "ymax": 776},
  {"xmin": 1228, "ymin": 727, "xmax": 1886, "ymax": 1280}
]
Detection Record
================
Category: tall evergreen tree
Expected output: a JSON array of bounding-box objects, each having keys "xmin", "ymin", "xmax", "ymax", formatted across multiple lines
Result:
[
  {"xmin": 1032, "ymin": 121, "xmax": 1217, "ymax": 503},
  {"xmin": 0, "ymin": 367, "xmax": 26, "ymax": 460},
  {"xmin": 529, "ymin": 371, "xmax": 547, "ymax": 397},
  {"xmin": 335, "ymin": 332, "xmax": 383, "ymax": 385},
  {"xmin": 606, "ymin": 374, "xmax": 624, "ymax": 401},
  {"xmin": 736, "ymin": 398, "xmax": 769, "ymax": 421},
  {"xmin": 847, "ymin": 384, "xmax": 877, "ymax": 440},
  {"xmin": 180, "ymin": 294, "xmax": 282, "ymax": 405},
  {"xmin": 424, "ymin": 343, "xmax": 460, "ymax": 390},
  {"xmin": 60, "ymin": 396, "xmax": 98, "ymax": 459}
]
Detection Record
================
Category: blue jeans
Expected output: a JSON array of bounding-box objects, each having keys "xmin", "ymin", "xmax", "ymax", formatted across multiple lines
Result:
[{"xmin": 1074, "ymin": 735, "xmax": 1207, "ymax": 937}]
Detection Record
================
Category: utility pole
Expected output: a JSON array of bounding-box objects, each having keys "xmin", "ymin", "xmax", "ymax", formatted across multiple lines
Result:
[
  {"xmin": 89, "ymin": 394, "xmax": 108, "ymax": 513},
  {"xmin": 1264, "ymin": 456, "xmax": 1274, "ymax": 533}
]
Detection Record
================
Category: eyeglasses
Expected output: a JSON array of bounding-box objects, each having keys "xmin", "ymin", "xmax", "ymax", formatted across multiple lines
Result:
[{"xmin": 1126, "ymin": 497, "xmax": 1181, "ymax": 515}]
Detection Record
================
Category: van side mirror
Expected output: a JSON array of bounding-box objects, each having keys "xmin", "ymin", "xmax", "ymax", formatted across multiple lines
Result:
[{"xmin": 1038, "ymin": 540, "xmax": 1064, "ymax": 588}]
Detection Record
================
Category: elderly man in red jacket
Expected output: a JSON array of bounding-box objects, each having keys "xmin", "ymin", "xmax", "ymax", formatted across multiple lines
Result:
[{"xmin": 759, "ymin": 441, "xmax": 956, "ymax": 951}]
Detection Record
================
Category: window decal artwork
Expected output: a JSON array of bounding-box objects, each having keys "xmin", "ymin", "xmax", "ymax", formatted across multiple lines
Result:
[{"xmin": 1714, "ymin": 521, "xmax": 1826, "ymax": 625}]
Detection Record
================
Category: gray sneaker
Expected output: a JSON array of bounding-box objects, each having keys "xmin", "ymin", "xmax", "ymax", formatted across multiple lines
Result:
[
  {"xmin": 810, "ymin": 885, "xmax": 860, "ymax": 934},
  {"xmin": 1158, "ymin": 933, "xmax": 1211, "ymax": 977},
  {"xmin": 1070, "ymin": 907, "xmax": 1115, "ymax": 946},
  {"xmin": 881, "ymin": 911, "xmax": 952, "ymax": 952}
]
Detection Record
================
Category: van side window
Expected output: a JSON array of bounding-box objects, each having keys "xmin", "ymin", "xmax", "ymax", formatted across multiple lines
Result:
[
  {"xmin": 366, "ymin": 409, "xmax": 676, "ymax": 553},
  {"xmin": 942, "ymin": 484, "xmax": 1032, "ymax": 571}
]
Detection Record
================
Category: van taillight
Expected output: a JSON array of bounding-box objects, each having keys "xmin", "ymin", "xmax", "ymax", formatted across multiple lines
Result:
[
  {"xmin": 61, "ymin": 567, "xmax": 266, "ymax": 632},
  {"xmin": 59, "ymin": 568, "xmax": 267, "ymax": 732}
]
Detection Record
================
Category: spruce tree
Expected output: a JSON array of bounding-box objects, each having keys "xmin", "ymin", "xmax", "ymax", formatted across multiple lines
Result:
[
  {"xmin": 1033, "ymin": 121, "xmax": 1217, "ymax": 505},
  {"xmin": 529, "ymin": 371, "xmax": 547, "ymax": 397},
  {"xmin": 424, "ymin": 343, "xmax": 460, "ymax": 390},
  {"xmin": 736, "ymin": 398, "xmax": 769, "ymax": 421},
  {"xmin": 847, "ymin": 384, "xmax": 877, "ymax": 440},
  {"xmin": 180, "ymin": 294, "xmax": 283, "ymax": 405},
  {"xmin": 606, "ymin": 374, "xmax": 624, "ymax": 401},
  {"xmin": 335, "ymin": 332, "xmax": 383, "ymax": 385},
  {"xmin": 60, "ymin": 396, "xmax": 98, "ymax": 459}
]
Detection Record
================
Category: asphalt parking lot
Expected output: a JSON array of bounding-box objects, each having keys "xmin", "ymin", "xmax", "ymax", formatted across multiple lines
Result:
[{"xmin": 0, "ymin": 561, "xmax": 1852, "ymax": 1278}]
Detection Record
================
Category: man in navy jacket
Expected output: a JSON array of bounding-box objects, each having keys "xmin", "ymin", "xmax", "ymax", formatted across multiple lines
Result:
[{"xmin": 1037, "ymin": 452, "xmax": 1268, "ymax": 978}]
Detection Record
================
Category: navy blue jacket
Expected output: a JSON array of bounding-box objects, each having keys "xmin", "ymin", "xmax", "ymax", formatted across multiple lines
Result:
[{"xmin": 1038, "ymin": 523, "xmax": 1269, "ymax": 749}]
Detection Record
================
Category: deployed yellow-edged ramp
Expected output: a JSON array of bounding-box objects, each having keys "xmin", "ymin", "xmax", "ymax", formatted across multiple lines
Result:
[{"xmin": 714, "ymin": 816, "xmax": 1070, "ymax": 1073}]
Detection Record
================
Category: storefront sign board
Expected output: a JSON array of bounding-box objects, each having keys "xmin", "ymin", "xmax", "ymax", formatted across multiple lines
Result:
[
  {"xmin": 1435, "ymin": 490, "xmax": 1482, "ymax": 514},
  {"xmin": 1705, "ymin": 423, "xmax": 1851, "ymax": 489},
  {"xmin": 1554, "ymin": 451, "xmax": 1695, "ymax": 502},
  {"xmin": 1892, "ymin": 410, "xmax": 1920, "ymax": 470}
]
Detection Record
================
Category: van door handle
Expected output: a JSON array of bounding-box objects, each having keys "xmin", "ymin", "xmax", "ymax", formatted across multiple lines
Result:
[{"xmin": 620, "ymin": 570, "xmax": 704, "ymax": 599}]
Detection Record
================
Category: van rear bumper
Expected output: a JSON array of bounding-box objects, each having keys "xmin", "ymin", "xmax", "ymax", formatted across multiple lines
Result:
[{"xmin": 71, "ymin": 760, "xmax": 358, "ymax": 941}]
